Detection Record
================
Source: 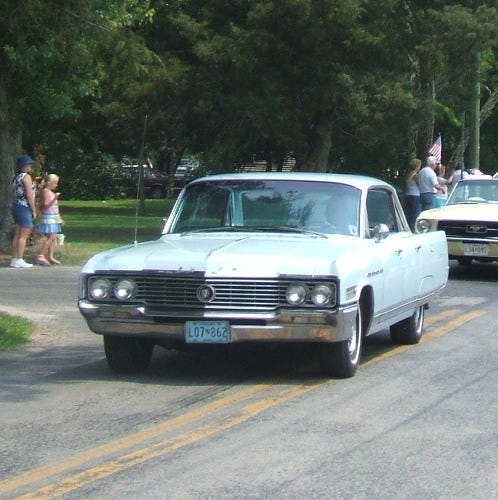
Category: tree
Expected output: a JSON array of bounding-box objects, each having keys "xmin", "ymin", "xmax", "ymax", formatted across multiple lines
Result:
[
  {"xmin": 130, "ymin": 0, "xmax": 419, "ymax": 173},
  {"xmin": 407, "ymin": 1, "xmax": 498, "ymax": 165},
  {"xmin": 0, "ymin": 0, "xmax": 154, "ymax": 251}
]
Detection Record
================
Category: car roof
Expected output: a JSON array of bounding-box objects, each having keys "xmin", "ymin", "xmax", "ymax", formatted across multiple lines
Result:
[
  {"xmin": 455, "ymin": 176, "xmax": 496, "ymax": 184},
  {"xmin": 189, "ymin": 171, "xmax": 393, "ymax": 191}
]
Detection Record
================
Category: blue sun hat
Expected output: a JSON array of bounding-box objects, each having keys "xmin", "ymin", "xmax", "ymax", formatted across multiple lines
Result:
[{"xmin": 16, "ymin": 155, "xmax": 35, "ymax": 168}]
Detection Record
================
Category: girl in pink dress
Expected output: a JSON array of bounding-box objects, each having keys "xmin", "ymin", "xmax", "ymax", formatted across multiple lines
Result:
[{"xmin": 36, "ymin": 174, "xmax": 64, "ymax": 265}]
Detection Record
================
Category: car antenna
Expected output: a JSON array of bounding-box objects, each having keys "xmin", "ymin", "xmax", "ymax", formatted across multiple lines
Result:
[{"xmin": 133, "ymin": 112, "xmax": 149, "ymax": 245}]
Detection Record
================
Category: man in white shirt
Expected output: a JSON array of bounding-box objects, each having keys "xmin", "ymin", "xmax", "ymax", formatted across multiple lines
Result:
[{"xmin": 419, "ymin": 156, "xmax": 443, "ymax": 211}]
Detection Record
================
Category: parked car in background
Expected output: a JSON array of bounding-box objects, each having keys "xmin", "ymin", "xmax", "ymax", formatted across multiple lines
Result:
[
  {"xmin": 115, "ymin": 161, "xmax": 170, "ymax": 199},
  {"xmin": 172, "ymin": 156, "xmax": 201, "ymax": 191},
  {"xmin": 416, "ymin": 176, "xmax": 498, "ymax": 265},
  {"xmin": 78, "ymin": 172, "xmax": 448, "ymax": 378}
]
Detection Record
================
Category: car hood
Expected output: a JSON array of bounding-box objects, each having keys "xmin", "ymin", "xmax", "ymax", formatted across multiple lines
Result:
[
  {"xmin": 419, "ymin": 202, "xmax": 498, "ymax": 222},
  {"xmin": 81, "ymin": 233, "xmax": 363, "ymax": 278}
]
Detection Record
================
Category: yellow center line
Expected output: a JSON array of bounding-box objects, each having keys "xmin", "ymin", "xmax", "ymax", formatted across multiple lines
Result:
[
  {"xmin": 18, "ymin": 382, "xmax": 327, "ymax": 499},
  {"xmin": 3, "ymin": 307, "xmax": 487, "ymax": 497},
  {"xmin": 0, "ymin": 381, "xmax": 282, "ymax": 495},
  {"xmin": 424, "ymin": 308, "xmax": 460, "ymax": 326},
  {"xmin": 424, "ymin": 309, "xmax": 486, "ymax": 339},
  {"xmin": 362, "ymin": 309, "xmax": 486, "ymax": 367}
]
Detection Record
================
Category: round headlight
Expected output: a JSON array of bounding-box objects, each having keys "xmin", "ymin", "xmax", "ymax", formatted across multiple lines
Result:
[
  {"xmin": 311, "ymin": 284, "xmax": 334, "ymax": 306},
  {"xmin": 114, "ymin": 279, "xmax": 136, "ymax": 300},
  {"xmin": 89, "ymin": 278, "xmax": 112, "ymax": 300},
  {"xmin": 415, "ymin": 219, "xmax": 431, "ymax": 233},
  {"xmin": 286, "ymin": 283, "xmax": 308, "ymax": 305}
]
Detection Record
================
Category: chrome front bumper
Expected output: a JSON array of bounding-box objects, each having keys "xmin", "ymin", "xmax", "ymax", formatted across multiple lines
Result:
[{"xmin": 78, "ymin": 300, "xmax": 357, "ymax": 344}]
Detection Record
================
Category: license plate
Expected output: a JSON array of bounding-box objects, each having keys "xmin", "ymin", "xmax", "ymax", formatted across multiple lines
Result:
[
  {"xmin": 185, "ymin": 321, "xmax": 231, "ymax": 344},
  {"xmin": 464, "ymin": 243, "xmax": 488, "ymax": 256}
]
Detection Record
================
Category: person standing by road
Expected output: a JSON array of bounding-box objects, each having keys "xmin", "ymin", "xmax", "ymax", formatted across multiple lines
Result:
[
  {"xmin": 36, "ymin": 173, "xmax": 64, "ymax": 265},
  {"xmin": 10, "ymin": 155, "xmax": 37, "ymax": 268},
  {"xmin": 435, "ymin": 163, "xmax": 450, "ymax": 207},
  {"xmin": 404, "ymin": 158, "xmax": 421, "ymax": 230},
  {"xmin": 418, "ymin": 156, "xmax": 443, "ymax": 211}
]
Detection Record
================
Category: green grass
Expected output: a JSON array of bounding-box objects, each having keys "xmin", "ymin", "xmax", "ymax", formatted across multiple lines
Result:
[
  {"xmin": 0, "ymin": 312, "xmax": 36, "ymax": 351},
  {"xmin": 52, "ymin": 198, "xmax": 177, "ymax": 265}
]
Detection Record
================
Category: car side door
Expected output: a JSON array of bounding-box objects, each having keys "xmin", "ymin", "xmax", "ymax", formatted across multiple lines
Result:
[{"xmin": 366, "ymin": 188, "xmax": 419, "ymax": 319}]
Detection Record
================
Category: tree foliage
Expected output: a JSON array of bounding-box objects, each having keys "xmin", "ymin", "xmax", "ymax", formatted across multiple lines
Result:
[
  {"xmin": 2, "ymin": 0, "xmax": 498, "ymax": 250},
  {"xmin": 0, "ymin": 0, "xmax": 155, "ymax": 249}
]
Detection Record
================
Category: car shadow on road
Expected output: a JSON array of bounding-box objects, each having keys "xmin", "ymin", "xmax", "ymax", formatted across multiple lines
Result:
[
  {"xmin": 448, "ymin": 260, "xmax": 498, "ymax": 282},
  {"xmin": 1, "ymin": 332, "xmax": 404, "ymax": 402},
  {"xmin": 58, "ymin": 335, "xmax": 399, "ymax": 385}
]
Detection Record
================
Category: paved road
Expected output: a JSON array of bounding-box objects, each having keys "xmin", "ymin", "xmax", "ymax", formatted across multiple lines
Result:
[
  {"xmin": 0, "ymin": 265, "xmax": 98, "ymax": 362},
  {"xmin": 1, "ymin": 263, "xmax": 497, "ymax": 498}
]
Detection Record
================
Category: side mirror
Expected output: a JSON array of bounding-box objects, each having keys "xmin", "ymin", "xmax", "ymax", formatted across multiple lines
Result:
[
  {"xmin": 160, "ymin": 218, "xmax": 168, "ymax": 235},
  {"xmin": 371, "ymin": 223, "xmax": 390, "ymax": 242}
]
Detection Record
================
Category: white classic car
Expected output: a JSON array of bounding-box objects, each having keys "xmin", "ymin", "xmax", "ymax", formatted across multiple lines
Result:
[
  {"xmin": 416, "ymin": 177, "xmax": 498, "ymax": 265},
  {"xmin": 78, "ymin": 172, "xmax": 448, "ymax": 378}
]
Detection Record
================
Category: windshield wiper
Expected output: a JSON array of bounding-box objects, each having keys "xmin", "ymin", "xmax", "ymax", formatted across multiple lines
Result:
[
  {"xmin": 240, "ymin": 225, "xmax": 327, "ymax": 238},
  {"xmin": 182, "ymin": 226, "xmax": 246, "ymax": 233},
  {"xmin": 182, "ymin": 225, "xmax": 326, "ymax": 238}
]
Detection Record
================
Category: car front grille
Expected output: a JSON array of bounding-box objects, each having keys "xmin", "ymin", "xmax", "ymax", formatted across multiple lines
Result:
[
  {"xmin": 437, "ymin": 220, "xmax": 498, "ymax": 240},
  {"xmin": 89, "ymin": 274, "xmax": 337, "ymax": 310}
]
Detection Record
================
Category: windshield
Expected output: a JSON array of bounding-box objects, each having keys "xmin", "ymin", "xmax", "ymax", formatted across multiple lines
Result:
[
  {"xmin": 447, "ymin": 180, "xmax": 498, "ymax": 205},
  {"xmin": 168, "ymin": 179, "xmax": 361, "ymax": 236}
]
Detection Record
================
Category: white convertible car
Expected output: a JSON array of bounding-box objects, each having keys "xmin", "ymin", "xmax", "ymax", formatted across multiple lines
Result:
[
  {"xmin": 78, "ymin": 172, "xmax": 448, "ymax": 378},
  {"xmin": 416, "ymin": 177, "xmax": 498, "ymax": 265}
]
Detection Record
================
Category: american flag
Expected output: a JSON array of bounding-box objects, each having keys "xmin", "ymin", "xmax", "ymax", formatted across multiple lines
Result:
[{"xmin": 429, "ymin": 135, "xmax": 442, "ymax": 162}]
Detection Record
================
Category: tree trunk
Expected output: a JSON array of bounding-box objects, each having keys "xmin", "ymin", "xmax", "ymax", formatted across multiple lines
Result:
[
  {"xmin": 468, "ymin": 51, "xmax": 481, "ymax": 170},
  {"xmin": 420, "ymin": 76, "xmax": 436, "ymax": 159},
  {"xmin": 448, "ymin": 88, "xmax": 498, "ymax": 169},
  {"xmin": 0, "ymin": 86, "xmax": 22, "ymax": 253},
  {"xmin": 302, "ymin": 116, "xmax": 333, "ymax": 172}
]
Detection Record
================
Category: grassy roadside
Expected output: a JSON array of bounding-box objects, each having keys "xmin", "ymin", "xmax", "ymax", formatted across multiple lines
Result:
[
  {"xmin": 0, "ymin": 197, "xmax": 176, "ymax": 350},
  {"xmin": 0, "ymin": 312, "xmax": 37, "ymax": 351},
  {"xmin": 55, "ymin": 197, "xmax": 176, "ymax": 265}
]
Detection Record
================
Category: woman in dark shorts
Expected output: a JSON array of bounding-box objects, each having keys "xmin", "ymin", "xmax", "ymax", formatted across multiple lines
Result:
[{"xmin": 10, "ymin": 155, "xmax": 37, "ymax": 268}]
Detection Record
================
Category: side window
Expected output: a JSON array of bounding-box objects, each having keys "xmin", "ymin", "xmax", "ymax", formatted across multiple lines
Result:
[{"xmin": 366, "ymin": 188, "xmax": 398, "ymax": 233}]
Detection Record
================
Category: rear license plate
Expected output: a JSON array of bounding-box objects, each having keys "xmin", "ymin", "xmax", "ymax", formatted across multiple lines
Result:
[
  {"xmin": 185, "ymin": 321, "xmax": 231, "ymax": 344},
  {"xmin": 464, "ymin": 243, "xmax": 488, "ymax": 256}
]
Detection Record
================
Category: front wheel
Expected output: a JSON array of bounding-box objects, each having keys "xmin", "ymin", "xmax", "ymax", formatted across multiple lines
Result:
[
  {"xmin": 103, "ymin": 335, "xmax": 154, "ymax": 374},
  {"xmin": 390, "ymin": 305, "xmax": 424, "ymax": 345},
  {"xmin": 318, "ymin": 306, "xmax": 362, "ymax": 378},
  {"xmin": 150, "ymin": 186, "xmax": 165, "ymax": 199}
]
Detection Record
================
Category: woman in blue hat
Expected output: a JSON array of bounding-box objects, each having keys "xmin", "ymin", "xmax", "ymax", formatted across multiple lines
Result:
[{"xmin": 10, "ymin": 155, "xmax": 37, "ymax": 268}]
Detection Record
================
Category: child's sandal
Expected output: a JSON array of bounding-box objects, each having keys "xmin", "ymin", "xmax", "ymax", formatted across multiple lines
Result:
[
  {"xmin": 36, "ymin": 255, "xmax": 51, "ymax": 266},
  {"xmin": 48, "ymin": 258, "xmax": 61, "ymax": 265}
]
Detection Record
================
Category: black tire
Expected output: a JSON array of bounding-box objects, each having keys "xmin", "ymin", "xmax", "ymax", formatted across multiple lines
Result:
[
  {"xmin": 319, "ymin": 306, "xmax": 362, "ymax": 378},
  {"xmin": 390, "ymin": 305, "xmax": 424, "ymax": 345},
  {"xmin": 103, "ymin": 335, "xmax": 154, "ymax": 374},
  {"xmin": 150, "ymin": 186, "xmax": 164, "ymax": 199}
]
